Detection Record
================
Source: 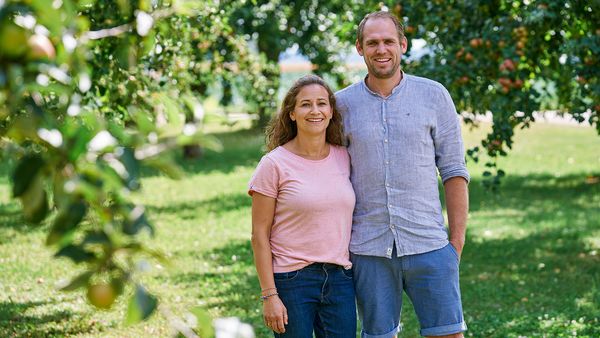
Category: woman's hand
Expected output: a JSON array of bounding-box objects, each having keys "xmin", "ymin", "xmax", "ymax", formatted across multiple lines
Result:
[{"xmin": 263, "ymin": 295, "xmax": 288, "ymax": 334}]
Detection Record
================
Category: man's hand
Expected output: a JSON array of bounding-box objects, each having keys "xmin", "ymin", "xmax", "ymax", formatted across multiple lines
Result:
[
  {"xmin": 449, "ymin": 238, "xmax": 464, "ymax": 259},
  {"xmin": 263, "ymin": 295, "xmax": 288, "ymax": 334}
]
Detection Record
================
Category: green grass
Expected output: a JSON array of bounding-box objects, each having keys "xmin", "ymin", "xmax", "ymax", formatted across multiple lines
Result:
[{"xmin": 1, "ymin": 122, "xmax": 599, "ymax": 337}]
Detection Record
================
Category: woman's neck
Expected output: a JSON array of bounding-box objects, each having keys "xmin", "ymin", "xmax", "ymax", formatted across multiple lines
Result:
[{"xmin": 285, "ymin": 135, "xmax": 329, "ymax": 160}]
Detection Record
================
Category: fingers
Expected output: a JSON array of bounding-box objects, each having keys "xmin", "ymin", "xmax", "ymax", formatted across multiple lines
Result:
[
  {"xmin": 274, "ymin": 314, "xmax": 286, "ymax": 333},
  {"xmin": 265, "ymin": 317, "xmax": 285, "ymax": 334},
  {"xmin": 263, "ymin": 299, "xmax": 288, "ymax": 333},
  {"xmin": 264, "ymin": 312, "xmax": 287, "ymax": 333}
]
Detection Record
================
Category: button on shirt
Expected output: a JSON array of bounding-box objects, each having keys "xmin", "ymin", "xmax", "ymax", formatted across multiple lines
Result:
[{"xmin": 335, "ymin": 73, "xmax": 470, "ymax": 258}]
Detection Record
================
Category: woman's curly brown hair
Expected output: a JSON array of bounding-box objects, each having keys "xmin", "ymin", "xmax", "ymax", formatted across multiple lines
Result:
[{"xmin": 265, "ymin": 75, "xmax": 344, "ymax": 152}]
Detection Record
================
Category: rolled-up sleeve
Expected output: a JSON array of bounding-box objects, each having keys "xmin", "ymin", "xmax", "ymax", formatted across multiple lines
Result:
[{"xmin": 434, "ymin": 87, "xmax": 470, "ymax": 184}]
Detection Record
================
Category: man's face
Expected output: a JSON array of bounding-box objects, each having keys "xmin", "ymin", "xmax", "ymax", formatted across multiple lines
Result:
[{"xmin": 356, "ymin": 17, "xmax": 407, "ymax": 80}]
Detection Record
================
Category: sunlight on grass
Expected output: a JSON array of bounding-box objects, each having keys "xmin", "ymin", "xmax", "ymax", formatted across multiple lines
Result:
[{"xmin": 1, "ymin": 122, "xmax": 599, "ymax": 337}]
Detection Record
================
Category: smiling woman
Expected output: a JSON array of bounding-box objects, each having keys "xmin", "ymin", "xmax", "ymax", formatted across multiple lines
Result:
[
  {"xmin": 265, "ymin": 75, "xmax": 344, "ymax": 153},
  {"xmin": 289, "ymin": 84, "xmax": 332, "ymax": 144},
  {"xmin": 248, "ymin": 74, "xmax": 356, "ymax": 337}
]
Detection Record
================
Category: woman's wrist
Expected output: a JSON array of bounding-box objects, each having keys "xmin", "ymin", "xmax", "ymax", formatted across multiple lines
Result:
[
  {"xmin": 260, "ymin": 292, "xmax": 279, "ymax": 301},
  {"xmin": 261, "ymin": 287, "xmax": 277, "ymax": 294}
]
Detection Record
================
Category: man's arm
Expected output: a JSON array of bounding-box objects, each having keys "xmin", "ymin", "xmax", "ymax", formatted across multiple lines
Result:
[{"xmin": 444, "ymin": 176, "xmax": 469, "ymax": 257}]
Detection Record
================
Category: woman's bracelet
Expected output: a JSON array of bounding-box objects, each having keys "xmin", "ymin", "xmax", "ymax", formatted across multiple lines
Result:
[
  {"xmin": 261, "ymin": 287, "xmax": 277, "ymax": 292},
  {"xmin": 260, "ymin": 292, "xmax": 279, "ymax": 301}
]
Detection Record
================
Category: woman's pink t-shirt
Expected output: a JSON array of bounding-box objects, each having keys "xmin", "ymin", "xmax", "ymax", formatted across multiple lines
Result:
[{"xmin": 248, "ymin": 145, "xmax": 355, "ymax": 273}]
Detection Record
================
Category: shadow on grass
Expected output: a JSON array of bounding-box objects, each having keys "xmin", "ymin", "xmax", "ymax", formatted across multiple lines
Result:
[
  {"xmin": 167, "ymin": 239, "xmax": 271, "ymax": 336},
  {"xmin": 181, "ymin": 129, "xmax": 264, "ymax": 175},
  {"xmin": 167, "ymin": 171, "xmax": 599, "ymax": 337},
  {"xmin": 174, "ymin": 227, "xmax": 600, "ymax": 338},
  {"xmin": 140, "ymin": 128, "xmax": 265, "ymax": 178},
  {"xmin": 467, "ymin": 172, "xmax": 600, "ymax": 212},
  {"xmin": 146, "ymin": 192, "xmax": 251, "ymax": 219},
  {"xmin": 0, "ymin": 202, "xmax": 51, "ymax": 239},
  {"xmin": 0, "ymin": 300, "xmax": 98, "ymax": 337},
  {"xmin": 167, "ymin": 225, "xmax": 599, "ymax": 337},
  {"xmin": 460, "ymin": 225, "xmax": 600, "ymax": 337},
  {"xmin": 0, "ymin": 203, "xmax": 23, "ymax": 231}
]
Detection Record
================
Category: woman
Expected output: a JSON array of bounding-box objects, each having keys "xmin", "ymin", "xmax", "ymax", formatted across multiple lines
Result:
[{"xmin": 248, "ymin": 75, "xmax": 356, "ymax": 338}]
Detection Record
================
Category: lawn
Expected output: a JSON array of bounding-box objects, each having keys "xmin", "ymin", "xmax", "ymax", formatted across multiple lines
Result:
[{"xmin": 1, "ymin": 122, "xmax": 599, "ymax": 337}]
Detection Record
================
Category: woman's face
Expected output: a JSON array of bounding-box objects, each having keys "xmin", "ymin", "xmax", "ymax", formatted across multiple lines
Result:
[{"xmin": 290, "ymin": 84, "xmax": 332, "ymax": 137}]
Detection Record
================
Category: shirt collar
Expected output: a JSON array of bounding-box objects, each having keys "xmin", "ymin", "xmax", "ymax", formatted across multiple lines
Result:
[{"xmin": 361, "ymin": 71, "xmax": 407, "ymax": 98}]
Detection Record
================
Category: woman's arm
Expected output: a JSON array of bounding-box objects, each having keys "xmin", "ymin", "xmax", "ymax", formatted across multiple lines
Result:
[{"xmin": 251, "ymin": 192, "xmax": 288, "ymax": 334}]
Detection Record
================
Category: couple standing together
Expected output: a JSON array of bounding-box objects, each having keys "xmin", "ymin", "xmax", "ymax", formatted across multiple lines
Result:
[{"xmin": 248, "ymin": 11, "xmax": 470, "ymax": 338}]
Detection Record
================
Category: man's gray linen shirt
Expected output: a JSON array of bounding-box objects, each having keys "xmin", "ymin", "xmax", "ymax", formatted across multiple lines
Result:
[{"xmin": 335, "ymin": 73, "xmax": 470, "ymax": 258}]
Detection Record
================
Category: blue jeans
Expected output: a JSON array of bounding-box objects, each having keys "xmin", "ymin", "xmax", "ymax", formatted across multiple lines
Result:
[{"xmin": 273, "ymin": 263, "xmax": 357, "ymax": 338}]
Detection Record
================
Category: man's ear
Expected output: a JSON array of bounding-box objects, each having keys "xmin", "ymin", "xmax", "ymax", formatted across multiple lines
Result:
[
  {"xmin": 400, "ymin": 36, "xmax": 408, "ymax": 54},
  {"xmin": 356, "ymin": 39, "xmax": 363, "ymax": 56}
]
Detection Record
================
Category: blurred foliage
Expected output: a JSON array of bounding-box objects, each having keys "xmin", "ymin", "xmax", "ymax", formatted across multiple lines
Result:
[
  {"xmin": 0, "ymin": 0, "xmax": 265, "ymax": 335},
  {"xmin": 398, "ymin": 0, "xmax": 599, "ymax": 185},
  {"xmin": 0, "ymin": 0, "xmax": 598, "ymax": 333}
]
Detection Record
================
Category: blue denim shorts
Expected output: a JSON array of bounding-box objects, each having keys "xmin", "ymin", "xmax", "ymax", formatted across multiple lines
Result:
[
  {"xmin": 351, "ymin": 243, "xmax": 467, "ymax": 337},
  {"xmin": 273, "ymin": 263, "xmax": 357, "ymax": 338}
]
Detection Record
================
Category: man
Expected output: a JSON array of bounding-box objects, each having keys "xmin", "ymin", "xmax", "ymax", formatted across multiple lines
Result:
[{"xmin": 335, "ymin": 11, "xmax": 470, "ymax": 338}]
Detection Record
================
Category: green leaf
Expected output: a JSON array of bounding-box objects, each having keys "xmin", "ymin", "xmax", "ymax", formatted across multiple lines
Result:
[
  {"xmin": 29, "ymin": 0, "xmax": 63, "ymax": 35},
  {"xmin": 19, "ymin": 174, "xmax": 49, "ymax": 224},
  {"xmin": 141, "ymin": 30, "xmax": 156, "ymax": 55},
  {"xmin": 116, "ymin": 0, "xmax": 132, "ymax": 16},
  {"xmin": 142, "ymin": 156, "xmax": 184, "ymax": 179},
  {"xmin": 141, "ymin": 247, "xmax": 171, "ymax": 267},
  {"xmin": 123, "ymin": 206, "xmax": 153, "ymax": 236},
  {"xmin": 190, "ymin": 307, "xmax": 215, "ymax": 338},
  {"xmin": 65, "ymin": 126, "xmax": 94, "ymax": 162},
  {"xmin": 110, "ymin": 276, "xmax": 126, "ymax": 296},
  {"xmin": 82, "ymin": 230, "xmax": 111, "ymax": 246},
  {"xmin": 54, "ymin": 244, "xmax": 96, "ymax": 263},
  {"xmin": 59, "ymin": 271, "xmax": 94, "ymax": 291},
  {"xmin": 52, "ymin": 172, "xmax": 69, "ymax": 210},
  {"xmin": 47, "ymin": 200, "xmax": 87, "ymax": 245},
  {"xmin": 125, "ymin": 285, "xmax": 157, "ymax": 324},
  {"xmin": 116, "ymin": 36, "xmax": 137, "ymax": 70},
  {"xmin": 176, "ymin": 132, "xmax": 223, "ymax": 152},
  {"xmin": 127, "ymin": 106, "xmax": 155, "ymax": 134},
  {"xmin": 161, "ymin": 94, "xmax": 185, "ymax": 136},
  {"xmin": 12, "ymin": 154, "xmax": 45, "ymax": 197},
  {"xmin": 118, "ymin": 147, "xmax": 140, "ymax": 190}
]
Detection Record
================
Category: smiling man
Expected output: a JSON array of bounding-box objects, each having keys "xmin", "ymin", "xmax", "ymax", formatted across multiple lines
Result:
[{"xmin": 335, "ymin": 11, "xmax": 470, "ymax": 338}]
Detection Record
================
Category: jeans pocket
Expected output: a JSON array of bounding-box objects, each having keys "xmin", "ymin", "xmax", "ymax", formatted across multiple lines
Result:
[
  {"xmin": 447, "ymin": 243, "xmax": 460, "ymax": 263},
  {"xmin": 341, "ymin": 267, "xmax": 353, "ymax": 280},
  {"xmin": 273, "ymin": 269, "xmax": 300, "ymax": 281}
]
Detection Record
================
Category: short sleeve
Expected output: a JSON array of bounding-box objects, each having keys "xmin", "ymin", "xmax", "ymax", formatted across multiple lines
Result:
[
  {"xmin": 337, "ymin": 146, "xmax": 351, "ymax": 175},
  {"xmin": 248, "ymin": 156, "xmax": 279, "ymax": 198}
]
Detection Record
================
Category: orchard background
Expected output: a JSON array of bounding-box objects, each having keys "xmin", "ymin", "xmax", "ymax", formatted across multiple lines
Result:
[{"xmin": 0, "ymin": 0, "xmax": 598, "ymax": 337}]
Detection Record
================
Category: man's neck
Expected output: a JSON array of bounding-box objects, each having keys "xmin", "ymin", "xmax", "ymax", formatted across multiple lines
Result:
[{"xmin": 365, "ymin": 70, "xmax": 403, "ymax": 98}]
